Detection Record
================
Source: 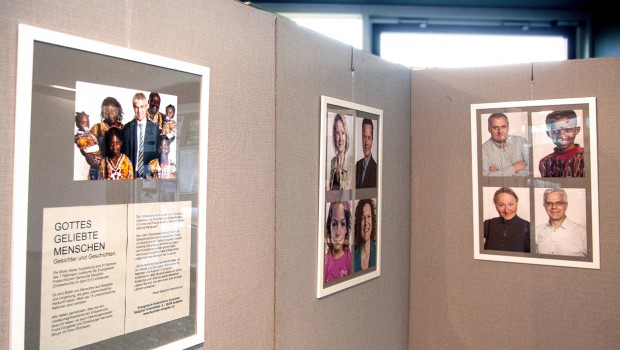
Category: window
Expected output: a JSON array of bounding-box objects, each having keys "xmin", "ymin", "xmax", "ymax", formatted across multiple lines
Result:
[
  {"xmin": 374, "ymin": 23, "xmax": 575, "ymax": 69},
  {"xmin": 250, "ymin": 2, "xmax": 587, "ymax": 69},
  {"xmin": 278, "ymin": 13, "xmax": 363, "ymax": 49},
  {"xmin": 380, "ymin": 32, "xmax": 568, "ymax": 69}
]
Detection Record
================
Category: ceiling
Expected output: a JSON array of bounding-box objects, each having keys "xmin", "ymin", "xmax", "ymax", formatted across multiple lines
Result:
[{"xmin": 246, "ymin": 0, "xmax": 594, "ymax": 11}]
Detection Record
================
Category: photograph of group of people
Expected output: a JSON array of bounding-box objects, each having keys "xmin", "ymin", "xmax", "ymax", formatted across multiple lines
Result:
[
  {"xmin": 473, "ymin": 98, "xmax": 599, "ymax": 269},
  {"xmin": 13, "ymin": 28, "xmax": 210, "ymax": 350},
  {"xmin": 73, "ymin": 82, "xmax": 178, "ymax": 181},
  {"xmin": 318, "ymin": 97, "xmax": 383, "ymax": 297}
]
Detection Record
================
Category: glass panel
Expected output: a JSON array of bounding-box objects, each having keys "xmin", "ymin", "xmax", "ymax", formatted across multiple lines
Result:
[
  {"xmin": 280, "ymin": 13, "xmax": 363, "ymax": 49},
  {"xmin": 380, "ymin": 32, "xmax": 568, "ymax": 69}
]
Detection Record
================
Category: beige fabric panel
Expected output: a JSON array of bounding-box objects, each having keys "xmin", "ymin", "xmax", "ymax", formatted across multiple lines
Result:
[
  {"xmin": 0, "ymin": 0, "xmax": 275, "ymax": 349},
  {"xmin": 410, "ymin": 59, "xmax": 620, "ymax": 349},
  {"xmin": 274, "ymin": 17, "xmax": 411, "ymax": 349},
  {"xmin": 0, "ymin": 2, "xmax": 20, "ymax": 348}
]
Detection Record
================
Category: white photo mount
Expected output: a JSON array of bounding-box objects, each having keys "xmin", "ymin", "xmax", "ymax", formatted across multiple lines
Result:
[
  {"xmin": 318, "ymin": 96, "xmax": 383, "ymax": 298},
  {"xmin": 471, "ymin": 97, "xmax": 599, "ymax": 269},
  {"xmin": 11, "ymin": 24, "xmax": 209, "ymax": 349}
]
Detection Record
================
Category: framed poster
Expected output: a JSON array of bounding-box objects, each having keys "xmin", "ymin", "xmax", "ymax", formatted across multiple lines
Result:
[
  {"xmin": 317, "ymin": 96, "xmax": 383, "ymax": 298},
  {"xmin": 10, "ymin": 24, "xmax": 209, "ymax": 349},
  {"xmin": 471, "ymin": 97, "xmax": 599, "ymax": 269}
]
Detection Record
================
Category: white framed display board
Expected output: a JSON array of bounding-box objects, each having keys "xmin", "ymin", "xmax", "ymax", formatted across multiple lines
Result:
[
  {"xmin": 318, "ymin": 96, "xmax": 383, "ymax": 298},
  {"xmin": 10, "ymin": 24, "xmax": 209, "ymax": 349},
  {"xmin": 471, "ymin": 97, "xmax": 599, "ymax": 269}
]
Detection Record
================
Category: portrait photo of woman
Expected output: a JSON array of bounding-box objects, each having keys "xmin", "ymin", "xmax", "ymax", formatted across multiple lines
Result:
[
  {"xmin": 91, "ymin": 96, "xmax": 124, "ymax": 158},
  {"xmin": 327, "ymin": 113, "xmax": 354, "ymax": 191},
  {"xmin": 353, "ymin": 198, "xmax": 377, "ymax": 272},
  {"xmin": 483, "ymin": 186, "xmax": 530, "ymax": 253}
]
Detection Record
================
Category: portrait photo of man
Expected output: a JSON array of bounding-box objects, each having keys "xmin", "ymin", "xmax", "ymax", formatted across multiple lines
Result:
[
  {"xmin": 535, "ymin": 188, "xmax": 587, "ymax": 257},
  {"xmin": 356, "ymin": 118, "xmax": 377, "ymax": 188},
  {"xmin": 537, "ymin": 110, "xmax": 585, "ymax": 177},
  {"xmin": 147, "ymin": 92, "xmax": 165, "ymax": 130},
  {"xmin": 122, "ymin": 92, "xmax": 160, "ymax": 179},
  {"xmin": 481, "ymin": 112, "xmax": 530, "ymax": 176}
]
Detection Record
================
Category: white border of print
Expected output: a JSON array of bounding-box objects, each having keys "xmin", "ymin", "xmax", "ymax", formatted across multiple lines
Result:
[
  {"xmin": 318, "ymin": 96, "xmax": 383, "ymax": 298},
  {"xmin": 11, "ymin": 24, "xmax": 208, "ymax": 349},
  {"xmin": 471, "ymin": 97, "xmax": 599, "ymax": 269}
]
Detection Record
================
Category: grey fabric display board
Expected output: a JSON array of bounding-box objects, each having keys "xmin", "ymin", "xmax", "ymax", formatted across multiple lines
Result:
[
  {"xmin": 0, "ymin": 0, "xmax": 618, "ymax": 349},
  {"xmin": 411, "ymin": 59, "xmax": 620, "ymax": 349}
]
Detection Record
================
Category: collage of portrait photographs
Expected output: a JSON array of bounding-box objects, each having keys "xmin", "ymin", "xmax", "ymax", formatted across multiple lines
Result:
[
  {"xmin": 471, "ymin": 97, "xmax": 600, "ymax": 269},
  {"xmin": 73, "ymin": 82, "xmax": 179, "ymax": 181},
  {"xmin": 318, "ymin": 96, "xmax": 383, "ymax": 298}
]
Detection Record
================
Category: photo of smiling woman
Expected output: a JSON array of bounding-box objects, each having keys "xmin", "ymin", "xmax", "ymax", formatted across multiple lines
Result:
[
  {"xmin": 327, "ymin": 113, "xmax": 354, "ymax": 191},
  {"xmin": 354, "ymin": 198, "xmax": 377, "ymax": 272},
  {"xmin": 91, "ymin": 96, "xmax": 124, "ymax": 158},
  {"xmin": 483, "ymin": 186, "xmax": 530, "ymax": 253},
  {"xmin": 324, "ymin": 200, "xmax": 352, "ymax": 283}
]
